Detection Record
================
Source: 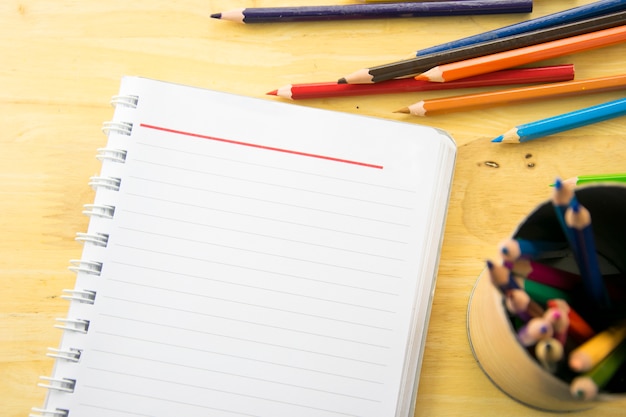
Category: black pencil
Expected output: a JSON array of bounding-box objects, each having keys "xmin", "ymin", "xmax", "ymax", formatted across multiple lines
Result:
[{"xmin": 338, "ymin": 9, "xmax": 626, "ymax": 84}]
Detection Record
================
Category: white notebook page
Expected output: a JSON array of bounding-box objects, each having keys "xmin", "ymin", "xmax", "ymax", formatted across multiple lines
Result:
[{"xmin": 47, "ymin": 77, "xmax": 455, "ymax": 417}]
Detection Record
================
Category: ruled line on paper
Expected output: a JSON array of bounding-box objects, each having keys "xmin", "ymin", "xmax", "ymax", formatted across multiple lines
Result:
[
  {"xmin": 136, "ymin": 141, "xmax": 414, "ymax": 192},
  {"xmin": 81, "ymin": 382, "xmax": 365, "ymax": 417},
  {"xmin": 98, "ymin": 314, "xmax": 391, "ymax": 364},
  {"xmin": 126, "ymin": 185, "xmax": 412, "ymax": 227},
  {"xmin": 78, "ymin": 388, "xmax": 264, "ymax": 417},
  {"xmin": 121, "ymin": 209, "xmax": 405, "ymax": 261},
  {"xmin": 111, "ymin": 261, "xmax": 401, "ymax": 297},
  {"xmin": 95, "ymin": 331, "xmax": 385, "ymax": 384},
  {"xmin": 128, "ymin": 162, "xmax": 413, "ymax": 210},
  {"xmin": 87, "ymin": 353, "xmax": 383, "ymax": 402},
  {"xmin": 102, "ymin": 268, "xmax": 394, "ymax": 331},
  {"xmin": 107, "ymin": 273, "xmax": 397, "ymax": 315},
  {"xmin": 114, "ymin": 241, "xmax": 403, "ymax": 281},
  {"xmin": 140, "ymin": 124, "xmax": 384, "ymax": 170},
  {"xmin": 122, "ymin": 192, "xmax": 410, "ymax": 244},
  {"xmin": 101, "ymin": 293, "xmax": 394, "ymax": 345}
]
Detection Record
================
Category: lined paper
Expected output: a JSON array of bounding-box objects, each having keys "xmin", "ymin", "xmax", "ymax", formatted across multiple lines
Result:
[{"xmin": 44, "ymin": 77, "xmax": 455, "ymax": 417}]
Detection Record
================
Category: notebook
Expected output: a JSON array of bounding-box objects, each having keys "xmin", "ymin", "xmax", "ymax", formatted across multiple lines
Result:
[{"xmin": 32, "ymin": 76, "xmax": 456, "ymax": 417}]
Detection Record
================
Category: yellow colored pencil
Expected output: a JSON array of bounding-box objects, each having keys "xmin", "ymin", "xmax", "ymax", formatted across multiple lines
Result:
[{"xmin": 569, "ymin": 320, "xmax": 626, "ymax": 372}]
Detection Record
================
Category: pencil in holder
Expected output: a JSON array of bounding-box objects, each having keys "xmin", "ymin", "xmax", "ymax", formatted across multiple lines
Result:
[{"xmin": 467, "ymin": 185, "xmax": 626, "ymax": 411}]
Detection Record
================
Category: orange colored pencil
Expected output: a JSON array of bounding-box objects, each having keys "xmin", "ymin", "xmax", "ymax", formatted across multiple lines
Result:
[
  {"xmin": 398, "ymin": 73, "xmax": 626, "ymax": 116},
  {"xmin": 416, "ymin": 25, "xmax": 626, "ymax": 82}
]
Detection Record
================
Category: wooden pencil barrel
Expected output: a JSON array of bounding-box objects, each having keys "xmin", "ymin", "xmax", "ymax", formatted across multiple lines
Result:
[{"xmin": 467, "ymin": 185, "xmax": 626, "ymax": 412}]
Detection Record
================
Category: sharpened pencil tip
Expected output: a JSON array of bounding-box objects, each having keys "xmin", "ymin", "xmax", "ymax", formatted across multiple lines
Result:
[
  {"xmin": 337, "ymin": 78, "xmax": 347, "ymax": 84},
  {"xmin": 394, "ymin": 108, "xmax": 410, "ymax": 114},
  {"xmin": 210, "ymin": 13, "xmax": 222, "ymax": 19},
  {"xmin": 266, "ymin": 90, "xmax": 278, "ymax": 96},
  {"xmin": 491, "ymin": 135, "xmax": 503, "ymax": 143},
  {"xmin": 414, "ymin": 74, "xmax": 428, "ymax": 81}
]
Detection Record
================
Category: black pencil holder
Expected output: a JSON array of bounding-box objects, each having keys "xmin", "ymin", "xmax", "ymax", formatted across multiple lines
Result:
[{"xmin": 467, "ymin": 185, "xmax": 626, "ymax": 412}]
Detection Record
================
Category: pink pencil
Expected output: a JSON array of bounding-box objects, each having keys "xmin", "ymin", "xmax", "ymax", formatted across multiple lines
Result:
[{"xmin": 505, "ymin": 259, "xmax": 581, "ymax": 291}]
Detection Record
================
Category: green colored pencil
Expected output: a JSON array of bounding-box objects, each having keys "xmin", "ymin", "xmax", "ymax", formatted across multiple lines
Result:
[
  {"xmin": 552, "ymin": 173, "xmax": 626, "ymax": 187},
  {"xmin": 570, "ymin": 338, "xmax": 626, "ymax": 400}
]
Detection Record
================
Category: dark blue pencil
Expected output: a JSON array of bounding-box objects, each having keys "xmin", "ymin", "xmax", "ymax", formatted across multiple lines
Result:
[
  {"xmin": 564, "ymin": 198, "xmax": 611, "ymax": 308},
  {"xmin": 416, "ymin": 0, "xmax": 626, "ymax": 56},
  {"xmin": 210, "ymin": 0, "xmax": 532, "ymax": 24}
]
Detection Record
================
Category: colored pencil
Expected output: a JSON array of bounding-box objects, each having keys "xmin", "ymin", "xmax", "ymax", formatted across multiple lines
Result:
[
  {"xmin": 416, "ymin": 0, "xmax": 626, "ymax": 56},
  {"xmin": 491, "ymin": 96, "xmax": 626, "ymax": 143},
  {"xmin": 547, "ymin": 299, "xmax": 596, "ymax": 344},
  {"xmin": 268, "ymin": 65, "xmax": 574, "ymax": 100},
  {"xmin": 505, "ymin": 259, "xmax": 581, "ymax": 291},
  {"xmin": 518, "ymin": 317, "xmax": 554, "ymax": 346},
  {"xmin": 398, "ymin": 73, "xmax": 626, "ymax": 116},
  {"xmin": 518, "ymin": 277, "xmax": 573, "ymax": 306},
  {"xmin": 499, "ymin": 238, "xmax": 569, "ymax": 262},
  {"xmin": 569, "ymin": 320, "xmax": 626, "ymax": 372},
  {"xmin": 551, "ymin": 177, "xmax": 575, "ymax": 245},
  {"xmin": 339, "ymin": 10, "xmax": 626, "ymax": 84},
  {"xmin": 505, "ymin": 289, "xmax": 544, "ymax": 321},
  {"xmin": 486, "ymin": 259, "xmax": 519, "ymax": 292},
  {"xmin": 565, "ymin": 198, "xmax": 611, "ymax": 308},
  {"xmin": 416, "ymin": 25, "xmax": 626, "ymax": 83},
  {"xmin": 210, "ymin": 0, "xmax": 532, "ymax": 24},
  {"xmin": 570, "ymin": 338, "xmax": 626, "ymax": 400},
  {"xmin": 536, "ymin": 337, "xmax": 565, "ymax": 373},
  {"xmin": 563, "ymin": 172, "xmax": 626, "ymax": 186},
  {"xmin": 544, "ymin": 306, "xmax": 570, "ymax": 345}
]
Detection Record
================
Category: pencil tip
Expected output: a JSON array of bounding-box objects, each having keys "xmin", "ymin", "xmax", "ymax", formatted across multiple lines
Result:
[
  {"xmin": 414, "ymin": 75, "xmax": 428, "ymax": 81},
  {"xmin": 337, "ymin": 78, "xmax": 347, "ymax": 84},
  {"xmin": 210, "ymin": 13, "xmax": 222, "ymax": 19},
  {"xmin": 394, "ymin": 108, "xmax": 410, "ymax": 114},
  {"xmin": 491, "ymin": 135, "xmax": 503, "ymax": 143},
  {"xmin": 266, "ymin": 90, "xmax": 278, "ymax": 96}
]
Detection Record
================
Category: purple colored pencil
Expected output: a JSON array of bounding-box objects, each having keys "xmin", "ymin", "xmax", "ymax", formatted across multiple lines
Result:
[{"xmin": 210, "ymin": 0, "xmax": 532, "ymax": 24}]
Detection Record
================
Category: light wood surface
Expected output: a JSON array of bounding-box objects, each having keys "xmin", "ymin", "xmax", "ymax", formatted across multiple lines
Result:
[{"xmin": 1, "ymin": 1, "xmax": 625, "ymax": 416}]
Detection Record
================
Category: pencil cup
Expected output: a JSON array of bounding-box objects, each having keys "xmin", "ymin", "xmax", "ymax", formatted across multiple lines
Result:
[{"xmin": 467, "ymin": 185, "xmax": 626, "ymax": 412}]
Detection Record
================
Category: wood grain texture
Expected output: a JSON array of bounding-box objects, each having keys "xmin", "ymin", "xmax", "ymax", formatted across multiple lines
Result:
[{"xmin": 1, "ymin": 1, "xmax": 625, "ymax": 415}]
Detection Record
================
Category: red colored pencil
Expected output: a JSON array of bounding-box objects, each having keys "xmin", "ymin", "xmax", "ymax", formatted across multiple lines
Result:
[{"xmin": 267, "ymin": 65, "xmax": 574, "ymax": 100}]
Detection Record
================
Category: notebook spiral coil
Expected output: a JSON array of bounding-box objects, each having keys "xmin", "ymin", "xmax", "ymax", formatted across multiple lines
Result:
[{"xmin": 32, "ymin": 94, "xmax": 137, "ymax": 416}]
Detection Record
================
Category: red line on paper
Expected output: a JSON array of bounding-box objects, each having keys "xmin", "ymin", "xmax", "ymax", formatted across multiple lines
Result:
[{"xmin": 140, "ymin": 124, "xmax": 383, "ymax": 169}]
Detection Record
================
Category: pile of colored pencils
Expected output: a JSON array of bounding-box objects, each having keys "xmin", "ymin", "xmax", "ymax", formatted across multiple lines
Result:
[
  {"xmin": 217, "ymin": 0, "xmax": 626, "ymax": 142},
  {"xmin": 486, "ymin": 179, "xmax": 626, "ymax": 400}
]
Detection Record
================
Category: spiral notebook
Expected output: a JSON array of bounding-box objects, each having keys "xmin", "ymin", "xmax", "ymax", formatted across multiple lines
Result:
[{"xmin": 32, "ymin": 76, "xmax": 456, "ymax": 417}]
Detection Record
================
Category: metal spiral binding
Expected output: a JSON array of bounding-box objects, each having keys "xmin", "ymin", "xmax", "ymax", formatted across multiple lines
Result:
[
  {"xmin": 110, "ymin": 94, "xmax": 139, "ymax": 108},
  {"xmin": 89, "ymin": 175, "xmax": 121, "ymax": 191},
  {"xmin": 96, "ymin": 147, "xmax": 127, "ymax": 163},
  {"xmin": 29, "ymin": 408, "xmax": 69, "ymax": 417},
  {"xmin": 82, "ymin": 203, "xmax": 115, "ymax": 219},
  {"xmin": 75, "ymin": 232, "xmax": 109, "ymax": 247},
  {"xmin": 61, "ymin": 289, "xmax": 96, "ymax": 304},
  {"xmin": 68, "ymin": 259, "xmax": 102, "ymax": 275},
  {"xmin": 54, "ymin": 318, "xmax": 90, "ymax": 334},
  {"xmin": 46, "ymin": 347, "xmax": 82, "ymax": 363},
  {"xmin": 37, "ymin": 377, "xmax": 76, "ymax": 393},
  {"xmin": 33, "ymin": 93, "xmax": 137, "ymax": 416},
  {"xmin": 102, "ymin": 120, "xmax": 133, "ymax": 136}
]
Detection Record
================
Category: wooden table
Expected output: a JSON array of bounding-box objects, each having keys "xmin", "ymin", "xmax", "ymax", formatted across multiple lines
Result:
[{"xmin": 2, "ymin": 1, "xmax": 625, "ymax": 415}]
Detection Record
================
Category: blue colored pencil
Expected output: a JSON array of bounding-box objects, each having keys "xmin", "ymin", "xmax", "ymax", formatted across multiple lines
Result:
[
  {"xmin": 564, "ymin": 198, "xmax": 611, "ymax": 308},
  {"xmin": 416, "ymin": 0, "xmax": 626, "ymax": 56},
  {"xmin": 499, "ymin": 238, "xmax": 568, "ymax": 261},
  {"xmin": 210, "ymin": 0, "xmax": 532, "ymax": 24},
  {"xmin": 551, "ymin": 178, "xmax": 575, "ymax": 243},
  {"xmin": 492, "ymin": 97, "xmax": 626, "ymax": 143}
]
